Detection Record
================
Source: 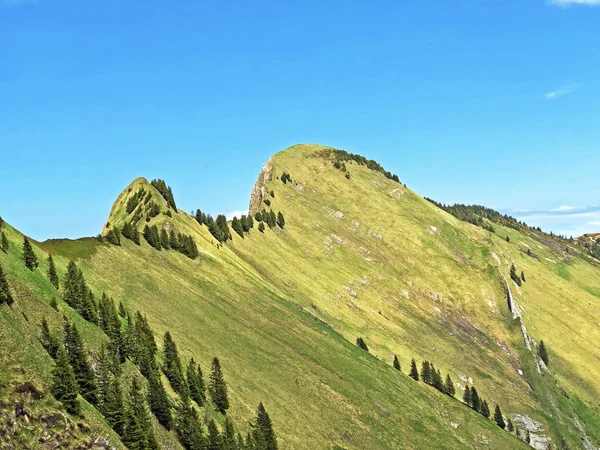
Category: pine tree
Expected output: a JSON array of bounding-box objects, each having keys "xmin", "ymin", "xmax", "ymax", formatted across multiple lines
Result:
[
  {"xmin": 420, "ymin": 361, "xmax": 432, "ymax": 385},
  {"xmin": 258, "ymin": 222, "xmax": 266, "ymax": 233},
  {"xmin": 22, "ymin": 236, "xmax": 38, "ymax": 270},
  {"xmin": 232, "ymin": 217, "xmax": 244, "ymax": 238},
  {"xmin": 240, "ymin": 215, "xmax": 250, "ymax": 233},
  {"xmin": 51, "ymin": 345, "xmax": 81, "ymax": 415},
  {"xmin": 470, "ymin": 386, "xmax": 481, "ymax": 412},
  {"xmin": 444, "ymin": 374, "xmax": 455, "ymax": 397},
  {"xmin": 277, "ymin": 212, "xmax": 285, "ymax": 229},
  {"xmin": 538, "ymin": 340, "xmax": 549, "ymax": 366},
  {"xmin": 393, "ymin": 355, "xmax": 401, "ymax": 371},
  {"xmin": 481, "ymin": 400, "xmax": 490, "ymax": 418},
  {"xmin": 463, "ymin": 386, "xmax": 472, "ymax": 407},
  {"xmin": 40, "ymin": 318, "xmax": 59, "ymax": 358},
  {"xmin": 119, "ymin": 301, "xmax": 127, "ymax": 318},
  {"xmin": 106, "ymin": 227, "xmax": 121, "ymax": 246},
  {"xmin": 147, "ymin": 369, "xmax": 172, "ymax": 430},
  {"xmin": 521, "ymin": 271, "xmax": 526, "ymax": 282},
  {"xmin": 409, "ymin": 359, "xmax": 419, "ymax": 381},
  {"xmin": 187, "ymin": 358, "xmax": 206, "ymax": 407},
  {"xmin": 163, "ymin": 331, "xmax": 186, "ymax": 394},
  {"xmin": 47, "ymin": 255, "xmax": 59, "ymax": 289},
  {"xmin": 123, "ymin": 377, "xmax": 159, "ymax": 450},
  {"xmin": 269, "ymin": 211, "xmax": 277, "ymax": 228},
  {"xmin": 494, "ymin": 404, "xmax": 506, "ymax": 429},
  {"xmin": 64, "ymin": 322, "xmax": 98, "ymax": 404},
  {"xmin": 0, "ymin": 231, "xmax": 8, "ymax": 253},
  {"xmin": 0, "ymin": 264, "xmax": 14, "ymax": 307},
  {"xmin": 433, "ymin": 368, "xmax": 444, "ymax": 392},
  {"xmin": 254, "ymin": 402, "xmax": 278, "ymax": 450},
  {"xmin": 507, "ymin": 419, "xmax": 514, "ymax": 433},
  {"xmin": 97, "ymin": 346, "xmax": 125, "ymax": 435},
  {"xmin": 160, "ymin": 228, "xmax": 171, "ymax": 250},
  {"xmin": 174, "ymin": 392, "xmax": 204, "ymax": 449},
  {"xmin": 356, "ymin": 337, "xmax": 369, "ymax": 352},
  {"xmin": 209, "ymin": 357, "xmax": 230, "ymax": 414},
  {"xmin": 222, "ymin": 417, "xmax": 236, "ymax": 450},
  {"xmin": 207, "ymin": 419, "xmax": 222, "ymax": 450}
]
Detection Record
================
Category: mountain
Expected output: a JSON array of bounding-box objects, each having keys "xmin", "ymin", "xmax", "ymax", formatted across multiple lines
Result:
[{"xmin": 1, "ymin": 144, "xmax": 599, "ymax": 449}]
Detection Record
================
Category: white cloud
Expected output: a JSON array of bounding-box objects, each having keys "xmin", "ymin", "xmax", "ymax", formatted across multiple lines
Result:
[
  {"xmin": 544, "ymin": 82, "xmax": 582, "ymax": 100},
  {"xmin": 549, "ymin": 0, "xmax": 600, "ymax": 6},
  {"xmin": 224, "ymin": 210, "xmax": 248, "ymax": 221},
  {"xmin": 550, "ymin": 205, "xmax": 577, "ymax": 212}
]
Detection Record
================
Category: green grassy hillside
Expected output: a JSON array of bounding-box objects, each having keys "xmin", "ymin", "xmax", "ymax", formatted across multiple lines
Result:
[{"xmin": 1, "ymin": 144, "xmax": 598, "ymax": 449}]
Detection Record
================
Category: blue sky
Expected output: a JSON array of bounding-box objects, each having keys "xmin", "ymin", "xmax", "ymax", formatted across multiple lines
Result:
[{"xmin": 1, "ymin": 0, "xmax": 599, "ymax": 240}]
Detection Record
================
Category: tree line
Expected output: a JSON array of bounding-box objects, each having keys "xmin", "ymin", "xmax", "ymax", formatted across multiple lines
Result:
[{"xmin": 141, "ymin": 224, "xmax": 199, "ymax": 259}]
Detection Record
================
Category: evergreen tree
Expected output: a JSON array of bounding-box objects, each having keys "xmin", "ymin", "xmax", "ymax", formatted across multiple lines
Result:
[
  {"xmin": 187, "ymin": 358, "xmax": 206, "ymax": 407},
  {"xmin": 538, "ymin": 340, "xmax": 549, "ymax": 366},
  {"xmin": 481, "ymin": 400, "xmax": 490, "ymax": 418},
  {"xmin": 232, "ymin": 217, "xmax": 244, "ymax": 238},
  {"xmin": 64, "ymin": 322, "xmax": 98, "ymax": 404},
  {"xmin": 409, "ymin": 358, "xmax": 419, "ymax": 381},
  {"xmin": 269, "ymin": 211, "xmax": 277, "ymax": 228},
  {"xmin": 240, "ymin": 215, "xmax": 250, "ymax": 233},
  {"xmin": 510, "ymin": 263, "xmax": 522, "ymax": 286},
  {"xmin": 277, "ymin": 212, "xmax": 285, "ymax": 229},
  {"xmin": 356, "ymin": 337, "xmax": 369, "ymax": 352},
  {"xmin": 0, "ymin": 231, "xmax": 8, "ymax": 253},
  {"xmin": 254, "ymin": 402, "xmax": 277, "ymax": 450},
  {"xmin": 433, "ymin": 368, "xmax": 444, "ymax": 392},
  {"xmin": 22, "ymin": 236, "xmax": 38, "ymax": 270},
  {"xmin": 463, "ymin": 386, "xmax": 472, "ymax": 407},
  {"xmin": 444, "ymin": 374, "xmax": 456, "ymax": 397},
  {"xmin": 521, "ymin": 271, "xmax": 526, "ymax": 282},
  {"xmin": 123, "ymin": 377, "xmax": 159, "ymax": 450},
  {"xmin": 209, "ymin": 357, "xmax": 230, "ymax": 414},
  {"xmin": 0, "ymin": 264, "xmax": 14, "ymax": 307},
  {"xmin": 222, "ymin": 417, "xmax": 236, "ymax": 450},
  {"xmin": 97, "ymin": 346, "xmax": 125, "ymax": 435},
  {"xmin": 470, "ymin": 386, "xmax": 481, "ymax": 412},
  {"xmin": 393, "ymin": 355, "xmax": 401, "ymax": 371},
  {"xmin": 143, "ymin": 225, "xmax": 162, "ymax": 250},
  {"xmin": 49, "ymin": 296, "xmax": 58, "ymax": 310},
  {"xmin": 47, "ymin": 255, "xmax": 59, "ymax": 289},
  {"xmin": 420, "ymin": 361, "xmax": 432, "ymax": 385},
  {"xmin": 51, "ymin": 345, "xmax": 81, "ymax": 415},
  {"xmin": 258, "ymin": 222, "xmax": 266, "ymax": 233},
  {"xmin": 206, "ymin": 419, "xmax": 223, "ymax": 450},
  {"xmin": 247, "ymin": 215, "xmax": 254, "ymax": 229},
  {"xmin": 148, "ymin": 369, "xmax": 172, "ymax": 430},
  {"xmin": 40, "ymin": 318, "xmax": 59, "ymax": 358},
  {"xmin": 494, "ymin": 404, "xmax": 506, "ymax": 429},
  {"xmin": 163, "ymin": 331, "xmax": 186, "ymax": 394},
  {"xmin": 119, "ymin": 301, "xmax": 127, "ymax": 318},
  {"xmin": 174, "ymin": 392, "xmax": 204, "ymax": 449},
  {"xmin": 106, "ymin": 227, "xmax": 121, "ymax": 246},
  {"xmin": 216, "ymin": 215, "xmax": 231, "ymax": 241},
  {"xmin": 169, "ymin": 229, "xmax": 180, "ymax": 250},
  {"xmin": 507, "ymin": 419, "xmax": 514, "ymax": 433},
  {"xmin": 160, "ymin": 228, "xmax": 171, "ymax": 250}
]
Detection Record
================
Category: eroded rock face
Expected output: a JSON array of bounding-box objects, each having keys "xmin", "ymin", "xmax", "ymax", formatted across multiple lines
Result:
[
  {"xmin": 249, "ymin": 157, "xmax": 274, "ymax": 214},
  {"xmin": 512, "ymin": 414, "xmax": 551, "ymax": 450}
]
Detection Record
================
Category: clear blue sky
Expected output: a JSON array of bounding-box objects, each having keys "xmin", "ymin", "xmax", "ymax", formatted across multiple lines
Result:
[{"xmin": 1, "ymin": 0, "xmax": 599, "ymax": 240}]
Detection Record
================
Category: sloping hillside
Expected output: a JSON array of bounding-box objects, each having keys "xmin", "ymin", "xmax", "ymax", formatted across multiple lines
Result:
[{"xmin": 1, "ymin": 144, "xmax": 599, "ymax": 449}]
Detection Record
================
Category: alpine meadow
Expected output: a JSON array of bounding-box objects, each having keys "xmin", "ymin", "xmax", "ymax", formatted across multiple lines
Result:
[{"xmin": 1, "ymin": 144, "xmax": 599, "ymax": 449}]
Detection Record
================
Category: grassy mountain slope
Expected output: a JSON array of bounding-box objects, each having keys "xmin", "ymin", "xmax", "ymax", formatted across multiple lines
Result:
[{"xmin": 0, "ymin": 143, "xmax": 598, "ymax": 449}]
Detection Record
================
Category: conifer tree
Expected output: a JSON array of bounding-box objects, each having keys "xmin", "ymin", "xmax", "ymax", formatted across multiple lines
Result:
[
  {"xmin": 51, "ymin": 345, "xmax": 81, "ymax": 415},
  {"xmin": 247, "ymin": 215, "xmax": 254, "ymax": 229},
  {"xmin": 507, "ymin": 419, "xmax": 514, "ymax": 433},
  {"xmin": 123, "ymin": 377, "xmax": 159, "ymax": 450},
  {"xmin": 216, "ymin": 215, "xmax": 231, "ymax": 242},
  {"xmin": 40, "ymin": 318, "xmax": 59, "ymax": 358},
  {"xmin": 241, "ymin": 215, "xmax": 250, "ymax": 233},
  {"xmin": 187, "ymin": 358, "xmax": 206, "ymax": 407},
  {"xmin": 538, "ymin": 340, "xmax": 549, "ymax": 366},
  {"xmin": 420, "ymin": 361, "xmax": 432, "ymax": 385},
  {"xmin": 494, "ymin": 404, "xmax": 506, "ymax": 429},
  {"xmin": 22, "ymin": 236, "xmax": 38, "ymax": 270},
  {"xmin": 521, "ymin": 271, "xmax": 526, "ymax": 282},
  {"xmin": 119, "ymin": 301, "xmax": 127, "ymax": 318},
  {"xmin": 64, "ymin": 322, "xmax": 98, "ymax": 404},
  {"xmin": 147, "ymin": 369, "xmax": 172, "ymax": 430},
  {"xmin": 174, "ymin": 391, "xmax": 204, "ymax": 449},
  {"xmin": 163, "ymin": 331, "xmax": 186, "ymax": 394},
  {"xmin": 481, "ymin": 400, "xmax": 490, "ymax": 418},
  {"xmin": 0, "ymin": 264, "xmax": 14, "ymax": 307},
  {"xmin": 209, "ymin": 357, "xmax": 230, "ymax": 414},
  {"xmin": 277, "ymin": 212, "xmax": 285, "ymax": 229},
  {"xmin": 160, "ymin": 228, "xmax": 171, "ymax": 250},
  {"xmin": 393, "ymin": 355, "xmax": 401, "ymax": 371},
  {"xmin": 510, "ymin": 263, "xmax": 522, "ymax": 286},
  {"xmin": 0, "ymin": 231, "xmax": 8, "ymax": 253},
  {"xmin": 232, "ymin": 217, "xmax": 244, "ymax": 238},
  {"xmin": 258, "ymin": 222, "xmax": 266, "ymax": 233},
  {"xmin": 444, "ymin": 374, "xmax": 455, "ymax": 397},
  {"xmin": 433, "ymin": 368, "xmax": 444, "ymax": 391},
  {"xmin": 470, "ymin": 386, "xmax": 481, "ymax": 412},
  {"xmin": 409, "ymin": 358, "xmax": 419, "ymax": 381},
  {"xmin": 269, "ymin": 211, "xmax": 277, "ymax": 228},
  {"xmin": 463, "ymin": 386, "xmax": 472, "ymax": 407},
  {"xmin": 50, "ymin": 297, "xmax": 58, "ymax": 310},
  {"xmin": 47, "ymin": 255, "xmax": 59, "ymax": 289},
  {"xmin": 222, "ymin": 417, "xmax": 236, "ymax": 450},
  {"xmin": 356, "ymin": 337, "xmax": 369, "ymax": 352},
  {"xmin": 254, "ymin": 402, "xmax": 278, "ymax": 450},
  {"xmin": 97, "ymin": 346, "xmax": 125, "ymax": 435},
  {"xmin": 207, "ymin": 419, "xmax": 222, "ymax": 450}
]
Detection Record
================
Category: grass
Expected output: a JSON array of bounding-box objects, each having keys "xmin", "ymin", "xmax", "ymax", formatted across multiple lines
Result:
[{"xmin": 1, "ymin": 143, "xmax": 598, "ymax": 448}]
